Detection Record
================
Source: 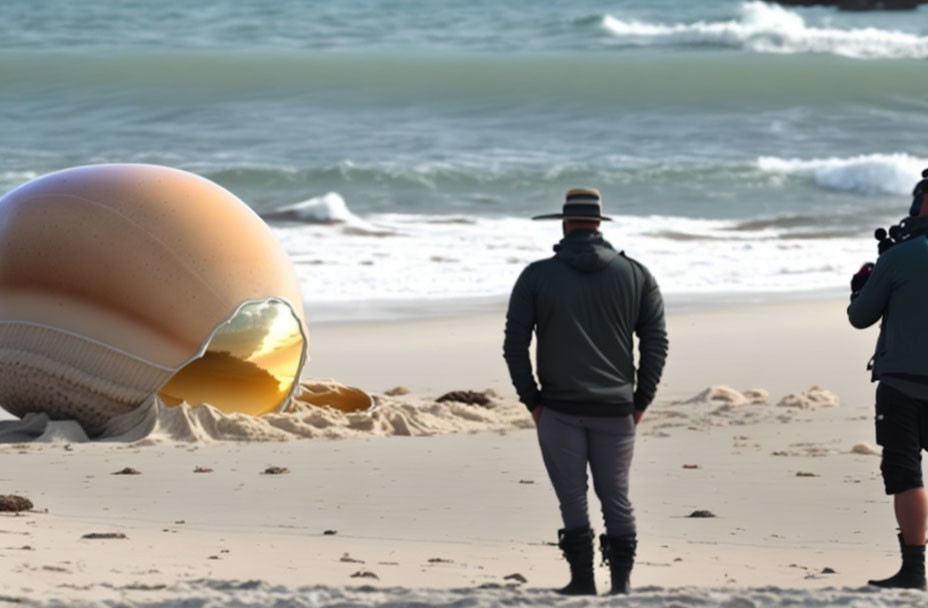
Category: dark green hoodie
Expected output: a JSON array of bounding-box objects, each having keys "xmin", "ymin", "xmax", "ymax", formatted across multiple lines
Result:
[
  {"xmin": 503, "ymin": 229, "xmax": 668, "ymax": 416},
  {"xmin": 848, "ymin": 234, "xmax": 928, "ymax": 398}
]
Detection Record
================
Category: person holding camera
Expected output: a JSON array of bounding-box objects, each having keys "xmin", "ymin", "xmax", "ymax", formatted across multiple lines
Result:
[
  {"xmin": 503, "ymin": 188, "xmax": 668, "ymax": 595},
  {"xmin": 848, "ymin": 171, "xmax": 928, "ymax": 590}
]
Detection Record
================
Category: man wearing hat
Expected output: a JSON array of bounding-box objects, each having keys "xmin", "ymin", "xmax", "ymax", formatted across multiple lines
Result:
[{"xmin": 503, "ymin": 188, "xmax": 668, "ymax": 595}]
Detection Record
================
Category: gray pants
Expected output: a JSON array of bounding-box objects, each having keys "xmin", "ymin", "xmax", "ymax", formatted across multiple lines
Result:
[{"xmin": 537, "ymin": 408, "xmax": 636, "ymax": 538}]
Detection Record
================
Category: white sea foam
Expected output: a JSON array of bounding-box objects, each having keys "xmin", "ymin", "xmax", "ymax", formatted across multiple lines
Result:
[
  {"xmin": 18, "ymin": 581, "xmax": 928, "ymax": 607},
  {"xmin": 0, "ymin": 170, "xmax": 38, "ymax": 181},
  {"xmin": 0, "ymin": 170, "xmax": 38, "ymax": 189},
  {"xmin": 758, "ymin": 153, "xmax": 928, "ymax": 195},
  {"xmin": 267, "ymin": 194, "xmax": 874, "ymax": 318},
  {"xmin": 602, "ymin": 1, "xmax": 928, "ymax": 59}
]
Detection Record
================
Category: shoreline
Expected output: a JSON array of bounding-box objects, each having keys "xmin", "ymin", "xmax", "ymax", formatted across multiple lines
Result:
[
  {"xmin": 304, "ymin": 286, "xmax": 851, "ymax": 326},
  {"xmin": 304, "ymin": 293, "xmax": 872, "ymax": 401}
]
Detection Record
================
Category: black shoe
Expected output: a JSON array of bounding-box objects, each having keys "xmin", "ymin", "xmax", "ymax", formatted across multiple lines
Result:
[
  {"xmin": 555, "ymin": 528, "xmax": 597, "ymax": 595},
  {"xmin": 869, "ymin": 533, "xmax": 927, "ymax": 590},
  {"xmin": 600, "ymin": 534, "xmax": 636, "ymax": 594}
]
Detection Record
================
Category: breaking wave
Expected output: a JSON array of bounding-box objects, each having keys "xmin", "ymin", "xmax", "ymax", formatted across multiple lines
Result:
[
  {"xmin": 758, "ymin": 153, "xmax": 928, "ymax": 195},
  {"xmin": 262, "ymin": 192, "xmax": 394, "ymax": 236},
  {"xmin": 602, "ymin": 1, "xmax": 928, "ymax": 59}
]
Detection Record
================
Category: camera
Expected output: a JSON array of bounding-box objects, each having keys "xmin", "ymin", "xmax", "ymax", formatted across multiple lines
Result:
[
  {"xmin": 874, "ymin": 221, "xmax": 912, "ymax": 255},
  {"xmin": 852, "ymin": 169, "xmax": 928, "ymax": 300},
  {"xmin": 872, "ymin": 168, "xmax": 928, "ymax": 256}
]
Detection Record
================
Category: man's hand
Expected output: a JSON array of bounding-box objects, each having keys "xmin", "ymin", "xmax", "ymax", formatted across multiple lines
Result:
[
  {"xmin": 532, "ymin": 406, "xmax": 543, "ymax": 426},
  {"xmin": 633, "ymin": 410, "xmax": 644, "ymax": 425},
  {"xmin": 851, "ymin": 262, "xmax": 875, "ymax": 293}
]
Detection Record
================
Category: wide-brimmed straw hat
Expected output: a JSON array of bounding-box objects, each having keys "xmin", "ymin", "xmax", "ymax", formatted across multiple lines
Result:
[{"xmin": 531, "ymin": 188, "xmax": 612, "ymax": 221}]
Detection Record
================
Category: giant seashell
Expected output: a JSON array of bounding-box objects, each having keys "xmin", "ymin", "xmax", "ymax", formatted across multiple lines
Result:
[{"xmin": 0, "ymin": 164, "xmax": 308, "ymax": 436}]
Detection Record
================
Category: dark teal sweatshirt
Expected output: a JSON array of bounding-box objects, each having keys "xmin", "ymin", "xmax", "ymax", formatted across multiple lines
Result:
[
  {"xmin": 848, "ymin": 235, "xmax": 928, "ymax": 398},
  {"xmin": 503, "ymin": 229, "xmax": 668, "ymax": 416}
]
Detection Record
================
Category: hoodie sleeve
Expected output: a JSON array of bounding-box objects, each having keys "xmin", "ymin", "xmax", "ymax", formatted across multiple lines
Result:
[
  {"xmin": 503, "ymin": 265, "xmax": 540, "ymax": 411},
  {"xmin": 848, "ymin": 253, "xmax": 894, "ymax": 329},
  {"xmin": 634, "ymin": 271, "xmax": 668, "ymax": 411}
]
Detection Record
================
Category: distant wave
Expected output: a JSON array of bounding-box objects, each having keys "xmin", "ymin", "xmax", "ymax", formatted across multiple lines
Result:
[
  {"xmin": 263, "ymin": 192, "xmax": 361, "ymax": 223},
  {"xmin": 262, "ymin": 192, "xmax": 394, "ymax": 236},
  {"xmin": 758, "ymin": 153, "xmax": 928, "ymax": 195},
  {"xmin": 602, "ymin": 1, "xmax": 928, "ymax": 59},
  {"xmin": 222, "ymin": 154, "xmax": 928, "ymax": 208},
  {"xmin": 0, "ymin": 170, "xmax": 38, "ymax": 190},
  {"xmin": 0, "ymin": 170, "xmax": 37, "ymax": 181}
]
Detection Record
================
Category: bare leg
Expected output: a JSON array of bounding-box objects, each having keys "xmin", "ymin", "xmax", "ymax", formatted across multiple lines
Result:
[
  {"xmin": 869, "ymin": 487, "xmax": 928, "ymax": 589},
  {"xmin": 895, "ymin": 487, "xmax": 928, "ymax": 546}
]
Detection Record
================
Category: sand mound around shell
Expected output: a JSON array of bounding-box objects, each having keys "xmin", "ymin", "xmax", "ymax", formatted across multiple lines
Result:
[
  {"xmin": 1, "ymin": 379, "xmax": 845, "ymax": 445},
  {"xmin": 0, "ymin": 379, "xmax": 533, "ymax": 444}
]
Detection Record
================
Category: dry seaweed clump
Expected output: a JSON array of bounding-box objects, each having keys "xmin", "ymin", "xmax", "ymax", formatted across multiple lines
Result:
[
  {"xmin": 262, "ymin": 466, "xmax": 290, "ymax": 475},
  {"xmin": 0, "ymin": 495, "xmax": 33, "ymax": 512},
  {"xmin": 436, "ymin": 390, "xmax": 493, "ymax": 406},
  {"xmin": 112, "ymin": 467, "xmax": 141, "ymax": 475},
  {"xmin": 82, "ymin": 532, "xmax": 127, "ymax": 540},
  {"xmin": 350, "ymin": 570, "xmax": 379, "ymax": 580}
]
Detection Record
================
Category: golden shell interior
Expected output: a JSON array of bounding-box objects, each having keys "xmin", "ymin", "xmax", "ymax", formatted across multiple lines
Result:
[{"xmin": 159, "ymin": 298, "xmax": 306, "ymax": 417}]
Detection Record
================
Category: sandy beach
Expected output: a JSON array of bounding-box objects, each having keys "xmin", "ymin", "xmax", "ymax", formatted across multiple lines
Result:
[
  {"xmin": 3, "ymin": 295, "xmax": 927, "ymax": 605},
  {"xmin": 5, "ymin": 0, "xmax": 928, "ymax": 604}
]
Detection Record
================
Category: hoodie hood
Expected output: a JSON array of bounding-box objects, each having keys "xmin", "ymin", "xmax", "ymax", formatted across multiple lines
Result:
[{"xmin": 553, "ymin": 229, "xmax": 620, "ymax": 273}]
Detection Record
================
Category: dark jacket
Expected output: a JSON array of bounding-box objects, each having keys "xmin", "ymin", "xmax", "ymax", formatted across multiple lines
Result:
[
  {"xmin": 503, "ymin": 229, "xmax": 668, "ymax": 416},
  {"xmin": 848, "ymin": 236, "xmax": 928, "ymax": 395}
]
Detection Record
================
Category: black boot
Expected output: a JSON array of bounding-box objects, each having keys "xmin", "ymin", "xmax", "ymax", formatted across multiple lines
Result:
[
  {"xmin": 600, "ymin": 534, "xmax": 636, "ymax": 594},
  {"xmin": 555, "ymin": 528, "xmax": 597, "ymax": 595},
  {"xmin": 868, "ymin": 533, "xmax": 927, "ymax": 590}
]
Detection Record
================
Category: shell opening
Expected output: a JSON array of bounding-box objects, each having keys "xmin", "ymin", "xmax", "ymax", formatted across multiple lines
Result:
[{"xmin": 158, "ymin": 298, "xmax": 306, "ymax": 416}]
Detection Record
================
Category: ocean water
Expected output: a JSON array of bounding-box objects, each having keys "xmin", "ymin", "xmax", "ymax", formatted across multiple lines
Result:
[{"xmin": 2, "ymin": 0, "xmax": 928, "ymax": 320}]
